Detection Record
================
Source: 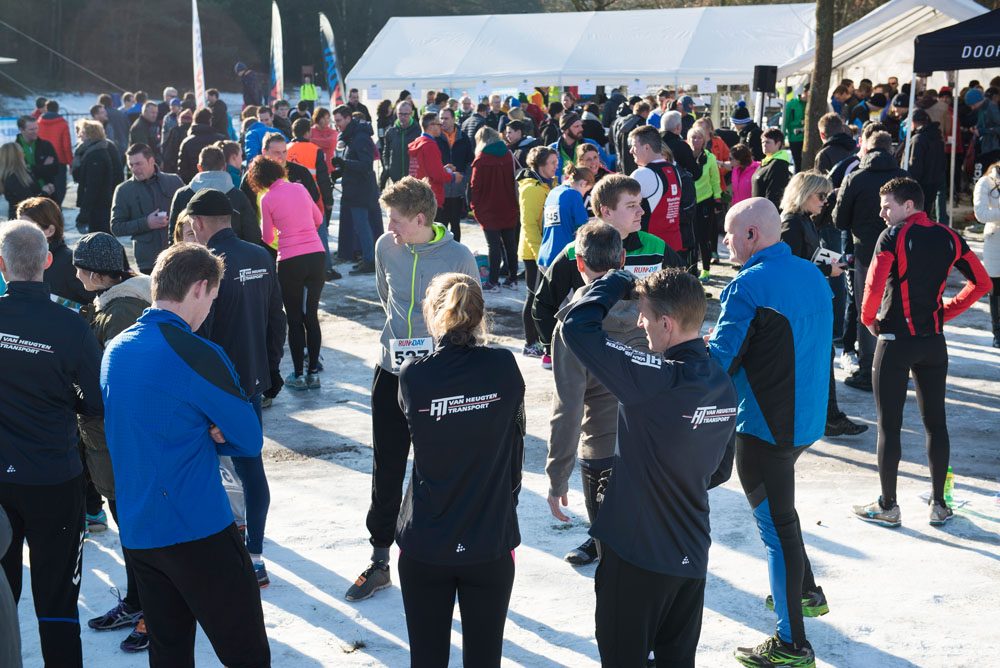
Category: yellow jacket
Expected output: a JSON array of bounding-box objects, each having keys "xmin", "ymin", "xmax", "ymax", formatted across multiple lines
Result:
[{"xmin": 518, "ymin": 172, "xmax": 551, "ymax": 261}]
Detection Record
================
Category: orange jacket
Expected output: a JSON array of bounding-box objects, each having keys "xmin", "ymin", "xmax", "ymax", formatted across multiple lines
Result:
[
  {"xmin": 710, "ymin": 135, "xmax": 731, "ymax": 180},
  {"xmin": 37, "ymin": 114, "xmax": 73, "ymax": 165}
]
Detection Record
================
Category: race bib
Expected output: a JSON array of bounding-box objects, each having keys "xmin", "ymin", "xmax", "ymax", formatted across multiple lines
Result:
[{"xmin": 389, "ymin": 337, "xmax": 433, "ymax": 372}]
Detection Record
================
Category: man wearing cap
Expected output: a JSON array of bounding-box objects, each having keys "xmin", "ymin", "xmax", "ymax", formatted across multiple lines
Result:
[
  {"xmin": 160, "ymin": 98, "xmax": 183, "ymax": 143},
  {"xmin": 0, "ymin": 221, "xmax": 104, "ymax": 667},
  {"xmin": 186, "ymin": 188, "xmax": 286, "ymax": 587},
  {"xmin": 549, "ymin": 111, "xmax": 615, "ymax": 181},
  {"xmin": 731, "ymin": 101, "xmax": 764, "ymax": 161},
  {"xmin": 678, "ymin": 95, "xmax": 697, "ymax": 139}
]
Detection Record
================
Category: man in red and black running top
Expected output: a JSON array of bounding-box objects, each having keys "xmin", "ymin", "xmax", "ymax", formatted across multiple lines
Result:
[
  {"xmin": 629, "ymin": 125, "xmax": 685, "ymax": 254},
  {"xmin": 853, "ymin": 177, "xmax": 990, "ymax": 529}
]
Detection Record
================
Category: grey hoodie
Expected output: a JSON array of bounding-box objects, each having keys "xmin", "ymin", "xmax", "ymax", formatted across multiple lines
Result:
[
  {"xmin": 546, "ymin": 283, "xmax": 649, "ymax": 498},
  {"xmin": 375, "ymin": 223, "xmax": 479, "ymax": 373},
  {"xmin": 0, "ymin": 507, "xmax": 21, "ymax": 667},
  {"xmin": 168, "ymin": 170, "xmax": 260, "ymax": 246}
]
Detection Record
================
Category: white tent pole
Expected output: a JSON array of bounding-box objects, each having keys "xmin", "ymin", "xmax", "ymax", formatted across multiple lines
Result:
[
  {"xmin": 949, "ymin": 84, "xmax": 958, "ymax": 227},
  {"xmin": 903, "ymin": 72, "xmax": 917, "ymax": 168},
  {"xmin": 711, "ymin": 92, "xmax": 721, "ymax": 128}
]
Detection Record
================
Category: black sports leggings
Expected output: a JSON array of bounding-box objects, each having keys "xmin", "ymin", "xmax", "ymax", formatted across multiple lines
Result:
[
  {"xmin": 438, "ymin": 198, "xmax": 465, "ymax": 243},
  {"xmin": 694, "ymin": 200, "xmax": 716, "ymax": 272},
  {"xmin": 873, "ymin": 334, "xmax": 950, "ymax": 506},
  {"xmin": 399, "ymin": 551, "xmax": 514, "ymax": 667},
  {"xmin": 523, "ymin": 260, "xmax": 539, "ymax": 346},
  {"xmin": 484, "ymin": 228, "xmax": 518, "ymax": 285},
  {"xmin": 277, "ymin": 251, "xmax": 325, "ymax": 375},
  {"xmin": 736, "ymin": 435, "xmax": 817, "ymax": 647}
]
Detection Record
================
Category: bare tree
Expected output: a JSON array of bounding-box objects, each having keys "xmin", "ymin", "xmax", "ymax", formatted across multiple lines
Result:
[{"xmin": 801, "ymin": 0, "xmax": 834, "ymax": 170}]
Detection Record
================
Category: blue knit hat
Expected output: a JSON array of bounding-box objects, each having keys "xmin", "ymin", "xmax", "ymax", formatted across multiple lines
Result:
[
  {"xmin": 731, "ymin": 100, "xmax": 751, "ymax": 126},
  {"xmin": 965, "ymin": 88, "xmax": 985, "ymax": 106}
]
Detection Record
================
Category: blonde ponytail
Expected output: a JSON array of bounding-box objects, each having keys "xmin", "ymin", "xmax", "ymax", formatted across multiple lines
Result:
[{"xmin": 422, "ymin": 273, "xmax": 487, "ymax": 346}]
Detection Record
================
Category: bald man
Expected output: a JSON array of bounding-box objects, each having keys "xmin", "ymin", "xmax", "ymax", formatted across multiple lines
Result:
[{"xmin": 709, "ymin": 198, "xmax": 831, "ymax": 668}]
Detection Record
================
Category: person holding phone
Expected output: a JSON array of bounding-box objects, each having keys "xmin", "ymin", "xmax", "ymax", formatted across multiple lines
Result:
[
  {"xmin": 779, "ymin": 171, "xmax": 867, "ymax": 438},
  {"xmin": 110, "ymin": 143, "xmax": 183, "ymax": 274}
]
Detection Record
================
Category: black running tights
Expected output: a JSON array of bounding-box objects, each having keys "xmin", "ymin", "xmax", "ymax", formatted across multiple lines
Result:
[
  {"xmin": 399, "ymin": 551, "xmax": 514, "ymax": 667},
  {"xmin": 873, "ymin": 334, "xmax": 950, "ymax": 507},
  {"xmin": 694, "ymin": 200, "xmax": 716, "ymax": 273},
  {"xmin": 277, "ymin": 251, "xmax": 325, "ymax": 375},
  {"xmin": 523, "ymin": 260, "xmax": 539, "ymax": 346},
  {"xmin": 484, "ymin": 228, "xmax": 518, "ymax": 285}
]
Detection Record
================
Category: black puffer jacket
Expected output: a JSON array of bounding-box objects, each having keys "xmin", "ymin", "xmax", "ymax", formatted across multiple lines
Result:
[
  {"xmin": 815, "ymin": 133, "xmax": 857, "ymax": 174},
  {"xmin": 662, "ymin": 130, "xmax": 702, "ymax": 181},
  {"xmin": 834, "ymin": 149, "xmax": 907, "ymax": 263},
  {"xmin": 908, "ymin": 122, "xmax": 946, "ymax": 188},
  {"xmin": 177, "ymin": 124, "xmax": 226, "ymax": 183},
  {"xmin": 780, "ymin": 211, "xmax": 831, "ymax": 277}
]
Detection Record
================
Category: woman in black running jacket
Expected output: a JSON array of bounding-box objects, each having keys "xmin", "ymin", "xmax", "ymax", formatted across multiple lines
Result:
[{"xmin": 396, "ymin": 272, "xmax": 525, "ymax": 668}]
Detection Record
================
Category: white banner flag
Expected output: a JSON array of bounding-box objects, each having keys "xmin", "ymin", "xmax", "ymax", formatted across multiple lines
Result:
[
  {"xmin": 192, "ymin": 0, "xmax": 206, "ymax": 108},
  {"xmin": 270, "ymin": 1, "xmax": 284, "ymax": 101}
]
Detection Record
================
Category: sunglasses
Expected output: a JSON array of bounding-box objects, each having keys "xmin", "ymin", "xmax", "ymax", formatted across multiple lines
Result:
[{"xmin": 817, "ymin": 192, "xmax": 830, "ymax": 202}]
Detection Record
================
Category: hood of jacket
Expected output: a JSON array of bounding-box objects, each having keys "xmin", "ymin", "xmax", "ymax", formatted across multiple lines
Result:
[
  {"xmin": 480, "ymin": 140, "xmax": 508, "ymax": 159},
  {"xmin": 96, "ymin": 274, "xmax": 152, "ymax": 312},
  {"xmin": 582, "ymin": 110, "xmax": 601, "ymax": 123},
  {"xmin": 515, "ymin": 167, "xmax": 549, "ymax": 185},
  {"xmin": 859, "ymin": 149, "xmax": 900, "ymax": 172},
  {"xmin": 189, "ymin": 170, "xmax": 236, "ymax": 193},
  {"xmin": 761, "ymin": 149, "xmax": 791, "ymax": 167},
  {"xmin": 914, "ymin": 121, "xmax": 942, "ymax": 138},
  {"xmin": 39, "ymin": 111, "xmax": 64, "ymax": 122},
  {"xmin": 823, "ymin": 132, "xmax": 856, "ymax": 152},
  {"xmin": 343, "ymin": 118, "xmax": 375, "ymax": 141},
  {"xmin": 189, "ymin": 123, "xmax": 217, "ymax": 137},
  {"xmin": 516, "ymin": 135, "xmax": 538, "ymax": 149},
  {"xmin": 408, "ymin": 134, "xmax": 436, "ymax": 153}
]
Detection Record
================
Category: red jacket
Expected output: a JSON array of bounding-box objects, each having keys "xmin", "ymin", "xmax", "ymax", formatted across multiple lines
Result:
[
  {"xmin": 470, "ymin": 143, "xmax": 518, "ymax": 231},
  {"xmin": 37, "ymin": 113, "xmax": 73, "ymax": 165},
  {"xmin": 407, "ymin": 133, "xmax": 453, "ymax": 207}
]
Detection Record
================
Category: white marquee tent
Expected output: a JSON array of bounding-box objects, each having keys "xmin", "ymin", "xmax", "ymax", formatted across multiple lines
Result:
[
  {"xmin": 777, "ymin": 0, "xmax": 989, "ymax": 85},
  {"xmin": 346, "ymin": 4, "xmax": 816, "ymax": 95}
]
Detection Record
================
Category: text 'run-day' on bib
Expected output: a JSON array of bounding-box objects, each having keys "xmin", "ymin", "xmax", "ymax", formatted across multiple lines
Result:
[{"xmin": 389, "ymin": 337, "xmax": 434, "ymax": 372}]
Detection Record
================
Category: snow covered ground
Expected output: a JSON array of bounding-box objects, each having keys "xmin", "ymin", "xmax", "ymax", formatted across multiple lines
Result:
[{"xmin": 11, "ymin": 188, "xmax": 1000, "ymax": 667}]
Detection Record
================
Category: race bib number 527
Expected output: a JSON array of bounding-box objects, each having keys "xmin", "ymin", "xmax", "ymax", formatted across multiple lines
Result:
[{"xmin": 389, "ymin": 337, "xmax": 433, "ymax": 372}]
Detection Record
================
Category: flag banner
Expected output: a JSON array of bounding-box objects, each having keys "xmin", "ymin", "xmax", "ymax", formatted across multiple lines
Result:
[
  {"xmin": 192, "ymin": 0, "xmax": 206, "ymax": 108},
  {"xmin": 270, "ymin": 1, "xmax": 284, "ymax": 102},
  {"xmin": 319, "ymin": 12, "xmax": 344, "ymax": 107}
]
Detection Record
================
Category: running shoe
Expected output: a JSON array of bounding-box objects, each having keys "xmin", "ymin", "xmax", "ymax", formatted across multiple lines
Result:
[
  {"xmin": 350, "ymin": 261, "xmax": 376, "ymax": 275},
  {"xmin": 564, "ymin": 537, "xmax": 599, "ymax": 566},
  {"xmin": 522, "ymin": 343, "xmax": 544, "ymax": 358},
  {"xmin": 261, "ymin": 396, "xmax": 273, "ymax": 409},
  {"xmin": 734, "ymin": 635, "xmax": 815, "ymax": 668},
  {"xmin": 482, "ymin": 282, "xmax": 499, "ymax": 292},
  {"xmin": 764, "ymin": 586, "xmax": 830, "ymax": 617},
  {"xmin": 843, "ymin": 371, "xmax": 873, "ymax": 392},
  {"xmin": 501, "ymin": 279, "xmax": 518, "ymax": 290},
  {"xmin": 88, "ymin": 596, "xmax": 142, "ymax": 631},
  {"xmin": 853, "ymin": 498, "xmax": 901, "ymax": 528},
  {"xmin": 929, "ymin": 500, "xmax": 954, "ymax": 526},
  {"xmin": 254, "ymin": 562, "xmax": 271, "ymax": 588},
  {"xmin": 711, "ymin": 251, "xmax": 720, "ymax": 264},
  {"xmin": 306, "ymin": 373, "xmax": 321, "ymax": 390},
  {"xmin": 284, "ymin": 373, "xmax": 309, "ymax": 391},
  {"xmin": 541, "ymin": 354, "xmax": 553, "ymax": 370},
  {"xmin": 325, "ymin": 268, "xmax": 342, "ymax": 281},
  {"xmin": 824, "ymin": 413, "xmax": 868, "ymax": 437},
  {"xmin": 120, "ymin": 617, "xmax": 149, "ymax": 653},
  {"xmin": 838, "ymin": 351, "xmax": 859, "ymax": 373},
  {"xmin": 86, "ymin": 509, "xmax": 108, "ymax": 533},
  {"xmin": 698, "ymin": 270, "xmax": 711, "ymax": 283},
  {"xmin": 345, "ymin": 561, "xmax": 391, "ymax": 601}
]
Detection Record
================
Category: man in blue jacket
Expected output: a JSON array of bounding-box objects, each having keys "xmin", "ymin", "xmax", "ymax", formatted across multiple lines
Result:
[
  {"xmin": 0, "ymin": 221, "xmax": 103, "ymax": 668},
  {"xmin": 562, "ymin": 265, "xmax": 736, "ymax": 667},
  {"xmin": 102, "ymin": 243, "xmax": 269, "ymax": 666},
  {"xmin": 244, "ymin": 106, "xmax": 278, "ymax": 162},
  {"xmin": 709, "ymin": 197, "xmax": 830, "ymax": 668},
  {"xmin": 189, "ymin": 189, "xmax": 286, "ymax": 587}
]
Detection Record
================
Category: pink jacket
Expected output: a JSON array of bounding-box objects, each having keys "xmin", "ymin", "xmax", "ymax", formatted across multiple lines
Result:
[
  {"xmin": 261, "ymin": 179, "xmax": 324, "ymax": 261},
  {"xmin": 731, "ymin": 161, "xmax": 760, "ymax": 205}
]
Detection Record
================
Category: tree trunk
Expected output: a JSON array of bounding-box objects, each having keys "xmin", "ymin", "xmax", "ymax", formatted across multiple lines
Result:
[{"xmin": 801, "ymin": 0, "xmax": 834, "ymax": 171}]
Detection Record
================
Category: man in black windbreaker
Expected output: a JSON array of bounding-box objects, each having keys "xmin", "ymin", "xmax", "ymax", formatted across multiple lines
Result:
[
  {"xmin": 0, "ymin": 221, "xmax": 104, "ymax": 667},
  {"xmin": 189, "ymin": 189, "xmax": 286, "ymax": 587},
  {"xmin": 562, "ymin": 266, "xmax": 737, "ymax": 667}
]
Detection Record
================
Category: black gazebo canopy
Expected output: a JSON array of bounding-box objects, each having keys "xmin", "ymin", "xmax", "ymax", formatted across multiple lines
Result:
[{"xmin": 914, "ymin": 8, "xmax": 1000, "ymax": 74}]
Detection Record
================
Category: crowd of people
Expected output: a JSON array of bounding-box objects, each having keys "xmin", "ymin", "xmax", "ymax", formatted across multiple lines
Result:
[{"xmin": 0, "ymin": 70, "xmax": 997, "ymax": 668}]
